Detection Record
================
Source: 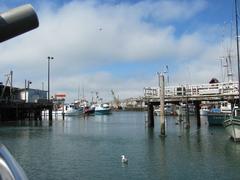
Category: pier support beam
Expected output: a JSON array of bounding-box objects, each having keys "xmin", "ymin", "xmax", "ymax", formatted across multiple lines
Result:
[
  {"xmin": 147, "ymin": 103, "xmax": 154, "ymax": 128},
  {"xmin": 49, "ymin": 108, "xmax": 52, "ymax": 121},
  {"xmin": 185, "ymin": 100, "xmax": 190, "ymax": 129},
  {"xmin": 195, "ymin": 101, "xmax": 201, "ymax": 127}
]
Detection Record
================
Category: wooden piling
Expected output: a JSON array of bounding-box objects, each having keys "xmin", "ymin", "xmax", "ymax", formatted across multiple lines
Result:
[
  {"xmin": 148, "ymin": 103, "xmax": 154, "ymax": 128},
  {"xmin": 160, "ymin": 74, "xmax": 166, "ymax": 136},
  {"xmin": 185, "ymin": 99, "xmax": 190, "ymax": 129},
  {"xmin": 195, "ymin": 101, "xmax": 201, "ymax": 127},
  {"xmin": 49, "ymin": 108, "xmax": 53, "ymax": 121}
]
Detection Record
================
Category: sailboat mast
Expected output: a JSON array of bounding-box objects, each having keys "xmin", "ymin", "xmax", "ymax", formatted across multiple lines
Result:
[{"xmin": 235, "ymin": 0, "xmax": 240, "ymax": 105}]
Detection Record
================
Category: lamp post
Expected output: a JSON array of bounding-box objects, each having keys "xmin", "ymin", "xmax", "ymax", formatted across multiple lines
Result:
[{"xmin": 47, "ymin": 56, "xmax": 54, "ymax": 100}]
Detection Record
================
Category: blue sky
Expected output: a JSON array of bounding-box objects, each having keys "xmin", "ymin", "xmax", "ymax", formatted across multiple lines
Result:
[{"xmin": 0, "ymin": 0, "xmax": 238, "ymax": 102}]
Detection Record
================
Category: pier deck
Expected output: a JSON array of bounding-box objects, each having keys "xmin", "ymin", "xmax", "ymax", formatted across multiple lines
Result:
[
  {"xmin": 0, "ymin": 100, "xmax": 53, "ymax": 121},
  {"xmin": 144, "ymin": 81, "xmax": 239, "ymax": 104}
]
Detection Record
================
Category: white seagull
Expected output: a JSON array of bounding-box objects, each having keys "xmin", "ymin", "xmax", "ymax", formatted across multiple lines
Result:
[{"xmin": 121, "ymin": 155, "xmax": 128, "ymax": 163}]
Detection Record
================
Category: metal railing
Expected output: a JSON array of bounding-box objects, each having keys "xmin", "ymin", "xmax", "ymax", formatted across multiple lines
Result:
[{"xmin": 144, "ymin": 81, "xmax": 239, "ymax": 98}]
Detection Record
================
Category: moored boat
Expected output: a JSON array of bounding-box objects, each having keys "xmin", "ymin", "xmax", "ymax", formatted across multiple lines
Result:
[
  {"xmin": 223, "ymin": 0, "xmax": 240, "ymax": 142},
  {"xmin": 43, "ymin": 103, "xmax": 83, "ymax": 116},
  {"xmin": 154, "ymin": 104, "xmax": 174, "ymax": 116},
  {"xmin": 207, "ymin": 103, "xmax": 234, "ymax": 126},
  {"xmin": 59, "ymin": 103, "xmax": 83, "ymax": 116},
  {"xmin": 84, "ymin": 105, "xmax": 95, "ymax": 115},
  {"xmin": 94, "ymin": 103, "xmax": 111, "ymax": 115},
  {"xmin": 208, "ymin": 112, "xmax": 230, "ymax": 126},
  {"xmin": 200, "ymin": 105, "xmax": 209, "ymax": 116},
  {"xmin": 223, "ymin": 108, "xmax": 240, "ymax": 141}
]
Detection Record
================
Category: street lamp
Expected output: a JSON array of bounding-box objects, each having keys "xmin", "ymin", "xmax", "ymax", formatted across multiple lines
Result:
[{"xmin": 47, "ymin": 56, "xmax": 54, "ymax": 100}]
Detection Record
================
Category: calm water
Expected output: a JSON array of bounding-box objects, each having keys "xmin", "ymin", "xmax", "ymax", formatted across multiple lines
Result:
[{"xmin": 0, "ymin": 111, "xmax": 240, "ymax": 180}]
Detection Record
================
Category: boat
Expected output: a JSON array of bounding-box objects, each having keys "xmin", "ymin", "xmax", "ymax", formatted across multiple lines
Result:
[
  {"xmin": 208, "ymin": 111, "xmax": 230, "ymax": 126},
  {"xmin": 0, "ymin": 144, "xmax": 28, "ymax": 179},
  {"xmin": 74, "ymin": 99, "xmax": 95, "ymax": 115},
  {"xmin": 220, "ymin": 101, "xmax": 232, "ymax": 114},
  {"xmin": 207, "ymin": 103, "xmax": 233, "ymax": 126},
  {"xmin": 55, "ymin": 103, "xmax": 83, "ymax": 116},
  {"xmin": 175, "ymin": 103, "xmax": 195, "ymax": 116},
  {"xmin": 154, "ymin": 104, "xmax": 174, "ymax": 116},
  {"xmin": 223, "ymin": 0, "xmax": 240, "ymax": 141},
  {"xmin": 200, "ymin": 105, "xmax": 209, "ymax": 116},
  {"xmin": 43, "ymin": 103, "xmax": 83, "ymax": 117},
  {"xmin": 224, "ymin": 108, "xmax": 240, "ymax": 141},
  {"xmin": 83, "ymin": 105, "xmax": 95, "ymax": 115},
  {"xmin": 94, "ymin": 103, "xmax": 111, "ymax": 115}
]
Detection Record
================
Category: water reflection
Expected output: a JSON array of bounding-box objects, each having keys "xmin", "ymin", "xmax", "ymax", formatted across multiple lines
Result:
[
  {"xmin": 1, "ymin": 112, "xmax": 240, "ymax": 179},
  {"xmin": 94, "ymin": 115, "xmax": 109, "ymax": 122}
]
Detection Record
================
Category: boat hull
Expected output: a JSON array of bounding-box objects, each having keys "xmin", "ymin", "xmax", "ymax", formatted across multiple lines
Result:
[
  {"xmin": 224, "ymin": 117, "xmax": 240, "ymax": 141},
  {"xmin": 200, "ymin": 109, "xmax": 209, "ymax": 116},
  {"xmin": 84, "ymin": 108, "xmax": 95, "ymax": 115},
  {"xmin": 207, "ymin": 112, "xmax": 230, "ymax": 126},
  {"xmin": 95, "ymin": 109, "xmax": 111, "ymax": 115},
  {"xmin": 42, "ymin": 108, "xmax": 83, "ymax": 117}
]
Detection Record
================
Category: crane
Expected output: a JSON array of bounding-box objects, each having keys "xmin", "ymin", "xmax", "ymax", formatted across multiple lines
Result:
[{"xmin": 111, "ymin": 89, "xmax": 121, "ymax": 109}]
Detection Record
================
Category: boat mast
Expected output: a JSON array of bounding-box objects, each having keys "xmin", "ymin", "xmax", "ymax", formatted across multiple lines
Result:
[{"xmin": 235, "ymin": 0, "xmax": 240, "ymax": 105}]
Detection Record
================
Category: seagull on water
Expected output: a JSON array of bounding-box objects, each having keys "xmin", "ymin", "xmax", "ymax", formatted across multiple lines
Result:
[{"xmin": 121, "ymin": 155, "xmax": 128, "ymax": 163}]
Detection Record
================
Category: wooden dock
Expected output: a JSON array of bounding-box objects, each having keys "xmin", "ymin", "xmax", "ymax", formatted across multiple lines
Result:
[
  {"xmin": 0, "ymin": 85, "xmax": 53, "ymax": 121},
  {"xmin": 144, "ymin": 81, "xmax": 239, "ymax": 128},
  {"xmin": 0, "ymin": 100, "xmax": 53, "ymax": 121}
]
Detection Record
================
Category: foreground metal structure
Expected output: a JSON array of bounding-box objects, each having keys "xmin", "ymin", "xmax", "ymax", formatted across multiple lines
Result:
[{"xmin": 0, "ymin": 4, "xmax": 39, "ymax": 43}]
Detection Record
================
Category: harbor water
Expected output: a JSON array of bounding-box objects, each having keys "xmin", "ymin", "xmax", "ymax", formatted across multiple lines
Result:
[{"xmin": 0, "ymin": 111, "xmax": 240, "ymax": 179}]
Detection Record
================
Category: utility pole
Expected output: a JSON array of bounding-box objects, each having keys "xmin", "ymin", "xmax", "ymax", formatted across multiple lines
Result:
[{"xmin": 47, "ymin": 56, "xmax": 54, "ymax": 100}]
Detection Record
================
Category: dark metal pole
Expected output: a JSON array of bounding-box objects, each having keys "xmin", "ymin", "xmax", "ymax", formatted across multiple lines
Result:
[{"xmin": 235, "ymin": 0, "xmax": 240, "ymax": 105}]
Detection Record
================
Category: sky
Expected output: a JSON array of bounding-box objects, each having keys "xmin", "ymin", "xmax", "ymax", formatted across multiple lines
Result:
[{"xmin": 0, "ymin": 0, "xmax": 238, "ymax": 102}]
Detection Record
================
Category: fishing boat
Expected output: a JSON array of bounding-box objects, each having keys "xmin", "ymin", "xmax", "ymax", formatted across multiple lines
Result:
[
  {"xmin": 223, "ymin": 0, "xmax": 240, "ymax": 141},
  {"xmin": 208, "ymin": 112, "xmax": 230, "ymax": 126},
  {"xmin": 224, "ymin": 108, "xmax": 240, "ymax": 141},
  {"xmin": 207, "ymin": 102, "xmax": 232, "ymax": 126},
  {"xmin": 84, "ymin": 105, "xmax": 95, "ymax": 115},
  {"xmin": 55, "ymin": 103, "xmax": 83, "ymax": 116},
  {"xmin": 94, "ymin": 103, "xmax": 111, "ymax": 115},
  {"xmin": 43, "ymin": 103, "xmax": 83, "ymax": 117},
  {"xmin": 154, "ymin": 104, "xmax": 174, "ymax": 116},
  {"xmin": 200, "ymin": 105, "xmax": 209, "ymax": 116}
]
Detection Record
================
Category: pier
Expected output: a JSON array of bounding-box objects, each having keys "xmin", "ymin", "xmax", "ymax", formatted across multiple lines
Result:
[
  {"xmin": 0, "ymin": 85, "xmax": 53, "ymax": 121},
  {"xmin": 144, "ymin": 81, "xmax": 239, "ymax": 128}
]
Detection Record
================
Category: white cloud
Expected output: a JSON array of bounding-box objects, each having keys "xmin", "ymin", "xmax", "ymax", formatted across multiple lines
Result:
[{"xmin": 0, "ymin": 0, "xmax": 230, "ymax": 102}]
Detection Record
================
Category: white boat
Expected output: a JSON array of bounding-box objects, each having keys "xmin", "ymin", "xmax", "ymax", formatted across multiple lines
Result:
[
  {"xmin": 223, "ymin": 0, "xmax": 240, "ymax": 142},
  {"xmin": 223, "ymin": 108, "xmax": 240, "ymax": 141},
  {"xmin": 154, "ymin": 104, "xmax": 174, "ymax": 116},
  {"xmin": 43, "ymin": 104, "xmax": 83, "ymax": 117},
  {"xmin": 206, "ymin": 102, "xmax": 235, "ymax": 126},
  {"xmin": 56, "ymin": 104, "xmax": 83, "ymax": 116},
  {"xmin": 176, "ymin": 103, "xmax": 195, "ymax": 116},
  {"xmin": 220, "ymin": 101, "xmax": 232, "ymax": 114},
  {"xmin": 94, "ymin": 103, "xmax": 111, "ymax": 115},
  {"xmin": 200, "ymin": 105, "xmax": 209, "ymax": 116}
]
